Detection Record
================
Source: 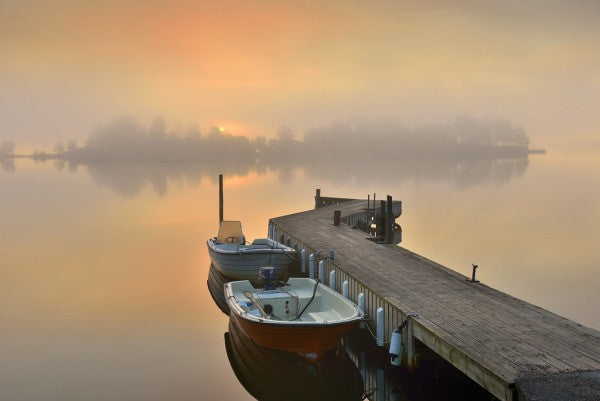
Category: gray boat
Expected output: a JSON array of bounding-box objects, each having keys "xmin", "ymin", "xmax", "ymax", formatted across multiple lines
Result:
[{"xmin": 207, "ymin": 220, "xmax": 296, "ymax": 280}]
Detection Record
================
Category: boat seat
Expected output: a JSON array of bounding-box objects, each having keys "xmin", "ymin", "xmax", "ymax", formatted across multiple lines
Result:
[
  {"xmin": 251, "ymin": 238, "xmax": 275, "ymax": 247},
  {"xmin": 307, "ymin": 310, "xmax": 341, "ymax": 323},
  {"xmin": 217, "ymin": 220, "xmax": 244, "ymax": 244}
]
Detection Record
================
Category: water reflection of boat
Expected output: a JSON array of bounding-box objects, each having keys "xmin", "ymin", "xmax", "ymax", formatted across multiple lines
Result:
[
  {"xmin": 207, "ymin": 264, "xmax": 231, "ymax": 315},
  {"xmin": 207, "ymin": 220, "xmax": 296, "ymax": 279},
  {"xmin": 225, "ymin": 276, "xmax": 363, "ymax": 360},
  {"xmin": 225, "ymin": 318, "xmax": 364, "ymax": 401}
]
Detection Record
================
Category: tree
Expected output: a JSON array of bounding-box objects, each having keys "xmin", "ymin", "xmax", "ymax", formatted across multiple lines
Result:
[
  {"xmin": 54, "ymin": 142, "xmax": 65, "ymax": 155},
  {"xmin": 0, "ymin": 141, "xmax": 15, "ymax": 156}
]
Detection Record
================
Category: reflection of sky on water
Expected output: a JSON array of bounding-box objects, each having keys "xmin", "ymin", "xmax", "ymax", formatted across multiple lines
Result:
[{"xmin": 1, "ymin": 147, "xmax": 599, "ymax": 400}]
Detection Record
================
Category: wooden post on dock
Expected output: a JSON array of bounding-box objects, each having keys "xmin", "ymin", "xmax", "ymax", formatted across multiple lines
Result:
[
  {"xmin": 386, "ymin": 195, "xmax": 394, "ymax": 243},
  {"xmin": 315, "ymin": 188, "xmax": 321, "ymax": 209},
  {"xmin": 333, "ymin": 210, "xmax": 341, "ymax": 226},
  {"xmin": 219, "ymin": 174, "xmax": 223, "ymax": 222}
]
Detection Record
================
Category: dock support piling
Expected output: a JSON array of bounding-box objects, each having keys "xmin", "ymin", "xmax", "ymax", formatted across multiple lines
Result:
[
  {"xmin": 358, "ymin": 293, "xmax": 365, "ymax": 329},
  {"xmin": 309, "ymin": 254, "xmax": 315, "ymax": 279},
  {"xmin": 300, "ymin": 249, "xmax": 306, "ymax": 274},
  {"xmin": 329, "ymin": 271, "xmax": 336, "ymax": 290},
  {"xmin": 406, "ymin": 318, "xmax": 416, "ymax": 370},
  {"xmin": 376, "ymin": 307, "xmax": 385, "ymax": 346},
  {"xmin": 318, "ymin": 260, "xmax": 325, "ymax": 282}
]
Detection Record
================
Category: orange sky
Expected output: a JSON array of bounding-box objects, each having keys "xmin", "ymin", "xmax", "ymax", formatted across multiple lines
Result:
[{"xmin": 1, "ymin": 0, "xmax": 599, "ymax": 148}]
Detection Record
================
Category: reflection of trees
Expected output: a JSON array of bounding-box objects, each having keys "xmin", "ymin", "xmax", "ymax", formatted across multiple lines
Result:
[
  {"xmin": 302, "ymin": 156, "xmax": 529, "ymax": 190},
  {"xmin": 85, "ymin": 160, "xmax": 261, "ymax": 198},
  {"xmin": 80, "ymin": 154, "xmax": 529, "ymax": 197},
  {"xmin": 1, "ymin": 156, "xmax": 15, "ymax": 172},
  {"xmin": 1, "ymin": 141, "xmax": 16, "ymax": 172}
]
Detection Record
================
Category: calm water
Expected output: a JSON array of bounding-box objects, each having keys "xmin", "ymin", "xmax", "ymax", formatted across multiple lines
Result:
[{"xmin": 1, "ymin": 147, "xmax": 599, "ymax": 400}]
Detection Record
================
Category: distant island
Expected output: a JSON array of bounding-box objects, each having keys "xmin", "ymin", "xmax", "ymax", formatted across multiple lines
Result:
[{"xmin": 2, "ymin": 115, "xmax": 542, "ymax": 164}]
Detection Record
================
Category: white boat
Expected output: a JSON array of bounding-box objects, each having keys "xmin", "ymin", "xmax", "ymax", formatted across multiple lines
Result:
[
  {"xmin": 225, "ymin": 275, "xmax": 364, "ymax": 360},
  {"xmin": 207, "ymin": 220, "xmax": 296, "ymax": 280}
]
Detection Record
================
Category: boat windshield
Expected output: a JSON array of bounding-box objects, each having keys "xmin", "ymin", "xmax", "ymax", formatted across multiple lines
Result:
[{"xmin": 217, "ymin": 220, "xmax": 245, "ymax": 243}]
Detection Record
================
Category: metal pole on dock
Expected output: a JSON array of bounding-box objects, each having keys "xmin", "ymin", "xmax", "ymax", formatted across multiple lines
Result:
[{"xmin": 219, "ymin": 174, "xmax": 224, "ymax": 222}]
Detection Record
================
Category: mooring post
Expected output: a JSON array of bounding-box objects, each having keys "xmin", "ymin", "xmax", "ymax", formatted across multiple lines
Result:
[
  {"xmin": 333, "ymin": 210, "xmax": 341, "ymax": 226},
  {"xmin": 467, "ymin": 263, "xmax": 480, "ymax": 283},
  {"xmin": 329, "ymin": 270, "xmax": 336, "ymax": 290},
  {"xmin": 342, "ymin": 280, "xmax": 349, "ymax": 298},
  {"xmin": 309, "ymin": 253, "xmax": 315, "ymax": 279},
  {"xmin": 300, "ymin": 249, "xmax": 306, "ymax": 274},
  {"xmin": 314, "ymin": 188, "xmax": 321, "ymax": 209},
  {"xmin": 358, "ymin": 293, "xmax": 366, "ymax": 329},
  {"xmin": 386, "ymin": 195, "xmax": 394, "ymax": 243},
  {"xmin": 376, "ymin": 307, "xmax": 385, "ymax": 346},
  {"xmin": 318, "ymin": 260, "xmax": 325, "ymax": 282},
  {"xmin": 218, "ymin": 174, "xmax": 223, "ymax": 222}
]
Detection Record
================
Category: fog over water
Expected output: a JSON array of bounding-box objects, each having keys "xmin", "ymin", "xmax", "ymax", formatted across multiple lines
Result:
[{"xmin": 2, "ymin": 1, "xmax": 599, "ymax": 399}]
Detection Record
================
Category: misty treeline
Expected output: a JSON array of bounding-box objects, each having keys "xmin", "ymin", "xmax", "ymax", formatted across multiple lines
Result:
[{"xmin": 47, "ymin": 115, "xmax": 530, "ymax": 164}]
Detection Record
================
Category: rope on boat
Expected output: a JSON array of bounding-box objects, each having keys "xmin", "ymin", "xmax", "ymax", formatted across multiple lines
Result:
[{"xmin": 292, "ymin": 278, "xmax": 320, "ymax": 321}]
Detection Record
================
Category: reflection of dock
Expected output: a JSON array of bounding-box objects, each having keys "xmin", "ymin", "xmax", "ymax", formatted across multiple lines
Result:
[{"xmin": 269, "ymin": 194, "xmax": 600, "ymax": 401}]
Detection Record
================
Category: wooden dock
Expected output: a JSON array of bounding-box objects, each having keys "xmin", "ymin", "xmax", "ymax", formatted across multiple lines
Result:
[{"xmin": 269, "ymin": 198, "xmax": 600, "ymax": 401}]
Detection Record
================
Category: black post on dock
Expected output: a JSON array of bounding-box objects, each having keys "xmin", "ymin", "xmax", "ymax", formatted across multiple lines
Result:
[
  {"xmin": 333, "ymin": 210, "xmax": 341, "ymax": 226},
  {"xmin": 386, "ymin": 195, "xmax": 394, "ymax": 243},
  {"xmin": 378, "ymin": 200, "xmax": 386, "ymax": 239},
  {"xmin": 315, "ymin": 188, "xmax": 321, "ymax": 209},
  {"xmin": 219, "ymin": 174, "xmax": 224, "ymax": 223}
]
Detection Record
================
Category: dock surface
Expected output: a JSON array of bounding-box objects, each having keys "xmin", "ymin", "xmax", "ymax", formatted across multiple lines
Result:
[{"xmin": 270, "ymin": 200, "xmax": 600, "ymax": 401}]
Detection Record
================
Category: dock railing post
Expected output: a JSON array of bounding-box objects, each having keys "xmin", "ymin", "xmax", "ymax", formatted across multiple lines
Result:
[
  {"xmin": 309, "ymin": 253, "xmax": 315, "ymax": 279},
  {"xmin": 300, "ymin": 249, "xmax": 306, "ymax": 274}
]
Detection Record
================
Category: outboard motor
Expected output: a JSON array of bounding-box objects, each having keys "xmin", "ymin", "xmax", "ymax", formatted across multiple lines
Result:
[{"xmin": 258, "ymin": 266, "xmax": 277, "ymax": 290}]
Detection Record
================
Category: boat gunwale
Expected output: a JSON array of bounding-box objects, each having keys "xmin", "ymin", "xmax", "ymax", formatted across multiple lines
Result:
[{"xmin": 207, "ymin": 239, "xmax": 296, "ymax": 255}]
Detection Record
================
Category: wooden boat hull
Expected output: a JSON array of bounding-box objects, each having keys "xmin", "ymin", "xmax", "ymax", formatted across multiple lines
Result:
[{"xmin": 230, "ymin": 312, "xmax": 357, "ymax": 359}]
